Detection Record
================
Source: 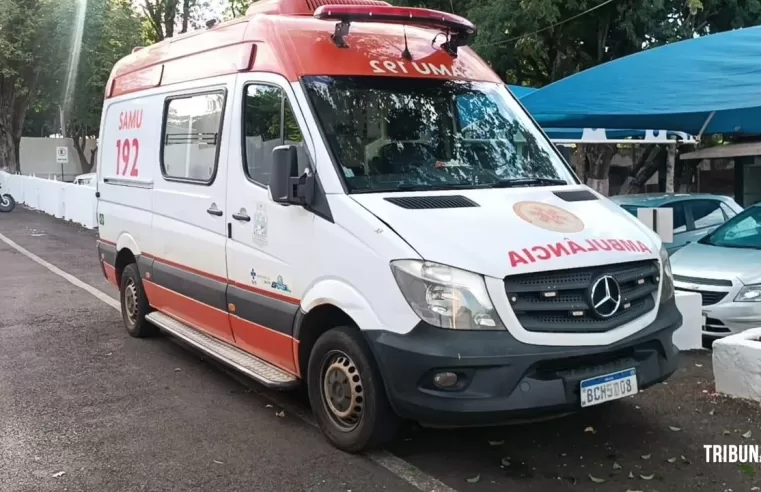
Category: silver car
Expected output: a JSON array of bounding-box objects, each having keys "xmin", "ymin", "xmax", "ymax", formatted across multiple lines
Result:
[
  {"xmin": 610, "ymin": 193, "xmax": 743, "ymax": 254},
  {"xmin": 671, "ymin": 204, "xmax": 761, "ymax": 338}
]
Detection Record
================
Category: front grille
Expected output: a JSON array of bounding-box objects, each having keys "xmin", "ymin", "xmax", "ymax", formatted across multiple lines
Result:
[
  {"xmin": 676, "ymin": 288, "xmax": 728, "ymax": 306},
  {"xmin": 505, "ymin": 260, "xmax": 659, "ymax": 333},
  {"xmin": 673, "ymin": 274, "xmax": 732, "ymax": 287}
]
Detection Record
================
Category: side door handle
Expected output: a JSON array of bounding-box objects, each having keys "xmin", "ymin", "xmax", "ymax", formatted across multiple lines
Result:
[
  {"xmin": 232, "ymin": 212, "xmax": 250, "ymax": 222},
  {"xmin": 207, "ymin": 207, "xmax": 223, "ymax": 216}
]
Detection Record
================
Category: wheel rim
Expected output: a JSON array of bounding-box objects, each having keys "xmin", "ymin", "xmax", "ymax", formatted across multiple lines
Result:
[
  {"xmin": 320, "ymin": 350, "xmax": 364, "ymax": 431},
  {"xmin": 124, "ymin": 278, "xmax": 138, "ymax": 325}
]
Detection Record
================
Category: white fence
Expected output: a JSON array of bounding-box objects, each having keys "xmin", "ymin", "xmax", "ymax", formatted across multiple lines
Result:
[{"xmin": 0, "ymin": 171, "xmax": 97, "ymax": 229}]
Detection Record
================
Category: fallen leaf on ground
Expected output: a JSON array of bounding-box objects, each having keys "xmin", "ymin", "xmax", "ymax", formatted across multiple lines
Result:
[
  {"xmin": 628, "ymin": 472, "xmax": 634, "ymax": 479},
  {"xmin": 680, "ymin": 455, "xmax": 691, "ymax": 464},
  {"xmin": 709, "ymin": 409, "xmax": 715, "ymax": 416},
  {"xmin": 669, "ymin": 426, "xmax": 682, "ymax": 432},
  {"xmin": 695, "ymin": 363, "xmax": 703, "ymax": 367},
  {"xmin": 174, "ymin": 368, "xmax": 181, "ymax": 372},
  {"xmin": 488, "ymin": 440, "xmax": 504, "ymax": 446},
  {"xmin": 213, "ymin": 460, "xmax": 224, "ymax": 465},
  {"xmin": 640, "ymin": 474, "xmax": 655, "ymax": 480},
  {"xmin": 739, "ymin": 463, "xmax": 756, "ymax": 479},
  {"xmin": 275, "ymin": 410, "xmax": 285, "ymax": 417},
  {"xmin": 265, "ymin": 404, "xmax": 273, "ymax": 408},
  {"xmin": 723, "ymin": 430, "xmax": 731, "ymax": 435},
  {"xmin": 613, "ymin": 462, "xmax": 622, "ymax": 470},
  {"xmin": 667, "ymin": 457, "xmax": 677, "ymax": 463},
  {"xmin": 52, "ymin": 471, "xmax": 65, "ymax": 478},
  {"xmin": 466, "ymin": 474, "xmax": 480, "ymax": 483},
  {"xmin": 641, "ymin": 454, "xmax": 652, "ymax": 460},
  {"xmin": 588, "ymin": 474, "xmax": 605, "ymax": 484},
  {"xmin": 742, "ymin": 430, "xmax": 752, "ymax": 439},
  {"xmin": 500, "ymin": 457, "xmax": 510, "ymax": 467},
  {"xmin": 584, "ymin": 426, "xmax": 596, "ymax": 434}
]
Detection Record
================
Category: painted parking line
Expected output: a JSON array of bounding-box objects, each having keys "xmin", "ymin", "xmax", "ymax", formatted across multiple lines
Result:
[{"xmin": 0, "ymin": 231, "xmax": 458, "ymax": 492}]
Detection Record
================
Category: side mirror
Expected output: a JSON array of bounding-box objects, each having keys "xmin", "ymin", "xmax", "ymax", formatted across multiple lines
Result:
[{"xmin": 268, "ymin": 144, "xmax": 314, "ymax": 206}]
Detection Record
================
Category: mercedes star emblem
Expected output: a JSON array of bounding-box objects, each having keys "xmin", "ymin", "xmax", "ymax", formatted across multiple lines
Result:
[{"xmin": 589, "ymin": 275, "xmax": 622, "ymax": 318}]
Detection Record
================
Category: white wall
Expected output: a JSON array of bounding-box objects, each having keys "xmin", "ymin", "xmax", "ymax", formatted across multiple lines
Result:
[
  {"xmin": 0, "ymin": 171, "xmax": 97, "ymax": 229},
  {"xmin": 19, "ymin": 137, "xmax": 97, "ymax": 181}
]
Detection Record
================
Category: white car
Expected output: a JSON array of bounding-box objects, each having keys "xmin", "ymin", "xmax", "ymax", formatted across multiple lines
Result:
[
  {"xmin": 94, "ymin": 0, "xmax": 680, "ymax": 453},
  {"xmin": 73, "ymin": 173, "xmax": 96, "ymax": 186}
]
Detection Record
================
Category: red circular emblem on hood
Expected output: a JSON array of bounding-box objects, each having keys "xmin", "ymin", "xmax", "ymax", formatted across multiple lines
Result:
[{"xmin": 513, "ymin": 201, "xmax": 585, "ymax": 233}]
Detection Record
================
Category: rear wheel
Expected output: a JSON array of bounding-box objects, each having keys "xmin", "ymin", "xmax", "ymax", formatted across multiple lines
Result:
[
  {"xmin": 0, "ymin": 194, "xmax": 15, "ymax": 213},
  {"xmin": 307, "ymin": 326, "xmax": 399, "ymax": 453},
  {"xmin": 120, "ymin": 263, "xmax": 157, "ymax": 338}
]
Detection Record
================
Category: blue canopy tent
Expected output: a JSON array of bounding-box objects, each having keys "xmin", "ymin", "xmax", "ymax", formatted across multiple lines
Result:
[
  {"xmin": 519, "ymin": 26, "xmax": 761, "ymax": 136},
  {"xmin": 502, "ymin": 86, "xmax": 693, "ymax": 143}
]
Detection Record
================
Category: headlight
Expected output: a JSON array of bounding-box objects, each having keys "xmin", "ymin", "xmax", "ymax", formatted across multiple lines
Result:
[
  {"xmin": 735, "ymin": 285, "xmax": 761, "ymax": 302},
  {"xmin": 390, "ymin": 260, "xmax": 504, "ymax": 330},
  {"xmin": 659, "ymin": 245, "xmax": 674, "ymax": 304}
]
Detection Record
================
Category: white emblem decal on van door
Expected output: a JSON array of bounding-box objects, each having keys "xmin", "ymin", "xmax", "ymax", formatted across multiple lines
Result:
[
  {"xmin": 513, "ymin": 201, "xmax": 585, "ymax": 234},
  {"xmin": 252, "ymin": 203, "xmax": 268, "ymax": 246}
]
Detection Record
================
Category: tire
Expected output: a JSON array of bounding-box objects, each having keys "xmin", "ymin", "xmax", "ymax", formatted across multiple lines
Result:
[
  {"xmin": 119, "ymin": 263, "xmax": 157, "ymax": 338},
  {"xmin": 0, "ymin": 194, "xmax": 15, "ymax": 213},
  {"xmin": 307, "ymin": 326, "xmax": 400, "ymax": 453}
]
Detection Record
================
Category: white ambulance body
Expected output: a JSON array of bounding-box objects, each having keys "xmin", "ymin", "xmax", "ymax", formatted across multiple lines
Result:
[{"xmin": 95, "ymin": 0, "xmax": 681, "ymax": 452}]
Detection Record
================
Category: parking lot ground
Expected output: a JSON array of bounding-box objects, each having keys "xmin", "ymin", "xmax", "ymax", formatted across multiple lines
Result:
[{"xmin": 1, "ymin": 207, "xmax": 760, "ymax": 492}]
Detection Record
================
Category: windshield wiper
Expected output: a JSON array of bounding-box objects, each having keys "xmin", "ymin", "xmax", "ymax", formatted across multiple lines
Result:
[
  {"xmin": 350, "ymin": 182, "xmax": 474, "ymax": 194},
  {"xmin": 490, "ymin": 178, "xmax": 568, "ymax": 188}
]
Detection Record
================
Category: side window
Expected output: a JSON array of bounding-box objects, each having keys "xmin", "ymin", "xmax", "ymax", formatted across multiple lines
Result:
[
  {"xmin": 720, "ymin": 202, "xmax": 738, "ymax": 220},
  {"xmin": 690, "ymin": 200, "xmax": 725, "ymax": 229},
  {"xmin": 243, "ymin": 84, "xmax": 308, "ymax": 186},
  {"xmin": 162, "ymin": 92, "xmax": 225, "ymax": 183},
  {"xmin": 665, "ymin": 202, "xmax": 687, "ymax": 233}
]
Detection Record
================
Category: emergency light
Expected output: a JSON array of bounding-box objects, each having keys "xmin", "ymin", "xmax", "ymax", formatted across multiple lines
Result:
[{"xmin": 313, "ymin": 4, "xmax": 476, "ymax": 56}]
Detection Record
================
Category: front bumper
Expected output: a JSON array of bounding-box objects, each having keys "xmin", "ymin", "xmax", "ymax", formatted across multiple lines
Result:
[
  {"xmin": 364, "ymin": 299, "xmax": 682, "ymax": 426},
  {"xmin": 702, "ymin": 301, "xmax": 761, "ymax": 337}
]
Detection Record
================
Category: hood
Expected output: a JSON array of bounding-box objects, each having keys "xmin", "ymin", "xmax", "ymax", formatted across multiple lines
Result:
[
  {"xmin": 351, "ymin": 186, "xmax": 660, "ymax": 278},
  {"xmin": 671, "ymin": 242, "xmax": 761, "ymax": 285}
]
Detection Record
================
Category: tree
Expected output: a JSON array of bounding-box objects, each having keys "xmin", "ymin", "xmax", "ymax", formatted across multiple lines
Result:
[
  {"xmin": 0, "ymin": 0, "xmax": 63, "ymax": 172},
  {"xmin": 141, "ymin": 0, "xmax": 220, "ymax": 42}
]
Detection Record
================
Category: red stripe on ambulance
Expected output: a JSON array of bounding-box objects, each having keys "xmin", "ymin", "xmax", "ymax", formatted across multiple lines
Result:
[{"xmin": 509, "ymin": 239, "xmax": 652, "ymax": 268}]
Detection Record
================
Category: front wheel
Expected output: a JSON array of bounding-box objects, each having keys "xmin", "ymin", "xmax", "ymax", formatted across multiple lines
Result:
[
  {"xmin": 307, "ymin": 326, "xmax": 400, "ymax": 453},
  {"xmin": 120, "ymin": 263, "xmax": 157, "ymax": 338},
  {"xmin": 0, "ymin": 194, "xmax": 15, "ymax": 213}
]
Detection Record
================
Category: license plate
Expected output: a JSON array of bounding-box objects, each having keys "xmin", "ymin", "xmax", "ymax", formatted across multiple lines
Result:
[{"xmin": 579, "ymin": 368, "xmax": 638, "ymax": 408}]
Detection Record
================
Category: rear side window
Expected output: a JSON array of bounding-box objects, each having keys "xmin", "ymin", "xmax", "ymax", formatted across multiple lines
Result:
[
  {"xmin": 720, "ymin": 202, "xmax": 738, "ymax": 220},
  {"xmin": 243, "ymin": 84, "xmax": 309, "ymax": 186},
  {"xmin": 162, "ymin": 91, "xmax": 226, "ymax": 183},
  {"xmin": 665, "ymin": 202, "xmax": 687, "ymax": 233},
  {"xmin": 690, "ymin": 200, "xmax": 725, "ymax": 229}
]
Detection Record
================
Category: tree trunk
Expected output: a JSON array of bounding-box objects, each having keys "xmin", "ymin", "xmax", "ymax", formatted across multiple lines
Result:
[
  {"xmin": 180, "ymin": 0, "xmax": 192, "ymax": 33},
  {"xmin": 665, "ymin": 144, "xmax": 676, "ymax": 193},
  {"xmin": 585, "ymin": 144, "xmax": 616, "ymax": 196},
  {"xmin": 72, "ymin": 130, "xmax": 93, "ymax": 173},
  {"xmin": 572, "ymin": 145, "xmax": 588, "ymax": 183},
  {"xmin": 618, "ymin": 146, "xmax": 665, "ymax": 195},
  {"xmin": 0, "ymin": 112, "xmax": 19, "ymax": 173}
]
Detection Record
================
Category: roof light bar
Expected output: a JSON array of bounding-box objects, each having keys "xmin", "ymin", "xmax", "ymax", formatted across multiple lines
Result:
[{"xmin": 313, "ymin": 5, "xmax": 476, "ymax": 55}]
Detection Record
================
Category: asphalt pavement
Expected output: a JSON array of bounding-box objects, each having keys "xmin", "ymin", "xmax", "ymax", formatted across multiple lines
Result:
[{"xmin": 1, "ymin": 207, "xmax": 760, "ymax": 492}]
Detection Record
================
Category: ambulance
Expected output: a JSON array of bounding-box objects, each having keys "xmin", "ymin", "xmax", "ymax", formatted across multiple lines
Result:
[{"xmin": 95, "ymin": 0, "xmax": 682, "ymax": 452}]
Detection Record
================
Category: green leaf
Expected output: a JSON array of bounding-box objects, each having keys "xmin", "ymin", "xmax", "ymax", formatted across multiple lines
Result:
[{"xmin": 739, "ymin": 463, "xmax": 756, "ymax": 479}]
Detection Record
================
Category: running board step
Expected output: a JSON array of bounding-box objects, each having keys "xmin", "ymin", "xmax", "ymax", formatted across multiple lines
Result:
[{"xmin": 145, "ymin": 312, "xmax": 299, "ymax": 389}]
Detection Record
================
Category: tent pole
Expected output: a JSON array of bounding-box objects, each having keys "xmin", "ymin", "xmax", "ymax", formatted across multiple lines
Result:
[{"xmin": 696, "ymin": 111, "xmax": 715, "ymax": 141}]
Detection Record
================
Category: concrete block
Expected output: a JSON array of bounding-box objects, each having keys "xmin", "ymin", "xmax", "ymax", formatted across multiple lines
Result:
[
  {"xmin": 713, "ymin": 327, "xmax": 761, "ymax": 402},
  {"xmin": 673, "ymin": 290, "xmax": 703, "ymax": 351}
]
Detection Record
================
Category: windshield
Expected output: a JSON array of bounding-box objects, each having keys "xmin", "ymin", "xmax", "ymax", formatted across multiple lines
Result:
[
  {"xmin": 301, "ymin": 76, "xmax": 576, "ymax": 193},
  {"xmin": 701, "ymin": 205, "xmax": 761, "ymax": 249}
]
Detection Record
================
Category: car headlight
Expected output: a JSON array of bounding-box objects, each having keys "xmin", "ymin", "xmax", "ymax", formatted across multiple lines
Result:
[
  {"xmin": 735, "ymin": 285, "xmax": 761, "ymax": 302},
  {"xmin": 659, "ymin": 245, "xmax": 674, "ymax": 304},
  {"xmin": 390, "ymin": 260, "xmax": 504, "ymax": 330}
]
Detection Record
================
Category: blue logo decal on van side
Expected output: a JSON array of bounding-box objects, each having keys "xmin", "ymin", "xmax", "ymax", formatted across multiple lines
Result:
[{"xmin": 271, "ymin": 275, "xmax": 290, "ymax": 292}]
